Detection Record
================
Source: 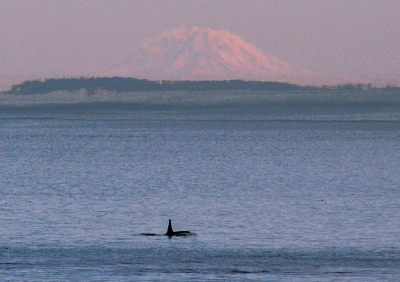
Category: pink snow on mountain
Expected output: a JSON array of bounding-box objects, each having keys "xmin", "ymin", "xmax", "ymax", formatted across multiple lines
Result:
[{"xmin": 109, "ymin": 26, "xmax": 321, "ymax": 84}]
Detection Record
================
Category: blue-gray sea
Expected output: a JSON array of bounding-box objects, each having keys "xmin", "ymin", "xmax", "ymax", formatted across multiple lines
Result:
[{"xmin": 1, "ymin": 90, "xmax": 400, "ymax": 281}]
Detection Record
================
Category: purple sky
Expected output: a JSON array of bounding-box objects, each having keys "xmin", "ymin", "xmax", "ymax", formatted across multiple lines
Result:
[{"xmin": 1, "ymin": 0, "xmax": 399, "ymax": 82}]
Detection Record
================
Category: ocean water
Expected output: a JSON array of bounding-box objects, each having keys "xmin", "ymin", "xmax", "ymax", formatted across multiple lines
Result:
[{"xmin": 1, "ymin": 90, "xmax": 400, "ymax": 281}]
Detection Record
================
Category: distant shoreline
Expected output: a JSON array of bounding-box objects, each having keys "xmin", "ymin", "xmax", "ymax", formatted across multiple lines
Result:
[{"xmin": 3, "ymin": 77, "xmax": 399, "ymax": 96}]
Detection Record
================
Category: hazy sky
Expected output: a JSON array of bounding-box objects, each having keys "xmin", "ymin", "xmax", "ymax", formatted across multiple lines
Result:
[{"xmin": 1, "ymin": 0, "xmax": 399, "ymax": 81}]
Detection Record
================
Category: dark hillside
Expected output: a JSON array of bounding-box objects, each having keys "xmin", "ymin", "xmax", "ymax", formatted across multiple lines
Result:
[{"xmin": 5, "ymin": 77, "xmax": 399, "ymax": 95}]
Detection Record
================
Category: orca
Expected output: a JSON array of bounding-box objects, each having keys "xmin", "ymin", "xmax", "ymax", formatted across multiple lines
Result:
[
  {"xmin": 165, "ymin": 219, "xmax": 191, "ymax": 237},
  {"xmin": 140, "ymin": 219, "xmax": 194, "ymax": 237}
]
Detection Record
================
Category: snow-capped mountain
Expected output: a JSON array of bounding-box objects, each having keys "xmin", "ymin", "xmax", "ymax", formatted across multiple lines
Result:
[{"xmin": 108, "ymin": 26, "xmax": 319, "ymax": 83}]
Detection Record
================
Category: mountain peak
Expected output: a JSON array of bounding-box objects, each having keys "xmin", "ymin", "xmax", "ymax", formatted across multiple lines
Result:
[{"xmin": 108, "ymin": 26, "xmax": 318, "ymax": 83}]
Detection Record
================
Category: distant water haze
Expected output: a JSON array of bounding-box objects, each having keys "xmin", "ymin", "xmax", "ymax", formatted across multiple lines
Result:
[{"xmin": 106, "ymin": 26, "xmax": 331, "ymax": 85}]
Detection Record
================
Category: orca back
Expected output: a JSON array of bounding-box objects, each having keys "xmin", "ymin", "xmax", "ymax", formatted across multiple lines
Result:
[{"xmin": 165, "ymin": 219, "xmax": 191, "ymax": 237}]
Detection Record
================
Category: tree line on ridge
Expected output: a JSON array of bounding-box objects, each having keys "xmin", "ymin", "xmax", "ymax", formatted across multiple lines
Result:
[{"xmin": 5, "ymin": 76, "xmax": 399, "ymax": 95}]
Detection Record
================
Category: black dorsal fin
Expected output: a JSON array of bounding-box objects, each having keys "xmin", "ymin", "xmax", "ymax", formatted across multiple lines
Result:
[{"xmin": 166, "ymin": 219, "xmax": 174, "ymax": 236}]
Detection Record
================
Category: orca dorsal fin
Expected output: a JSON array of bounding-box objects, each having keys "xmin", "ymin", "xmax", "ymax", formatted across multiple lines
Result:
[{"xmin": 166, "ymin": 219, "xmax": 174, "ymax": 236}]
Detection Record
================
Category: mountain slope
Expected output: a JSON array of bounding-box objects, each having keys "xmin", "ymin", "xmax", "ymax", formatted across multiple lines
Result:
[{"xmin": 108, "ymin": 26, "xmax": 318, "ymax": 83}]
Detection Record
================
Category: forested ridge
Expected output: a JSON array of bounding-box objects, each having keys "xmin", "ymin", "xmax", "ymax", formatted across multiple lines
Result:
[{"xmin": 5, "ymin": 77, "xmax": 399, "ymax": 95}]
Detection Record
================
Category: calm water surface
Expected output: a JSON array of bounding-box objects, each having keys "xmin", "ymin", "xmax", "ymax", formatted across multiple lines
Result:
[{"xmin": 1, "ymin": 91, "xmax": 400, "ymax": 281}]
